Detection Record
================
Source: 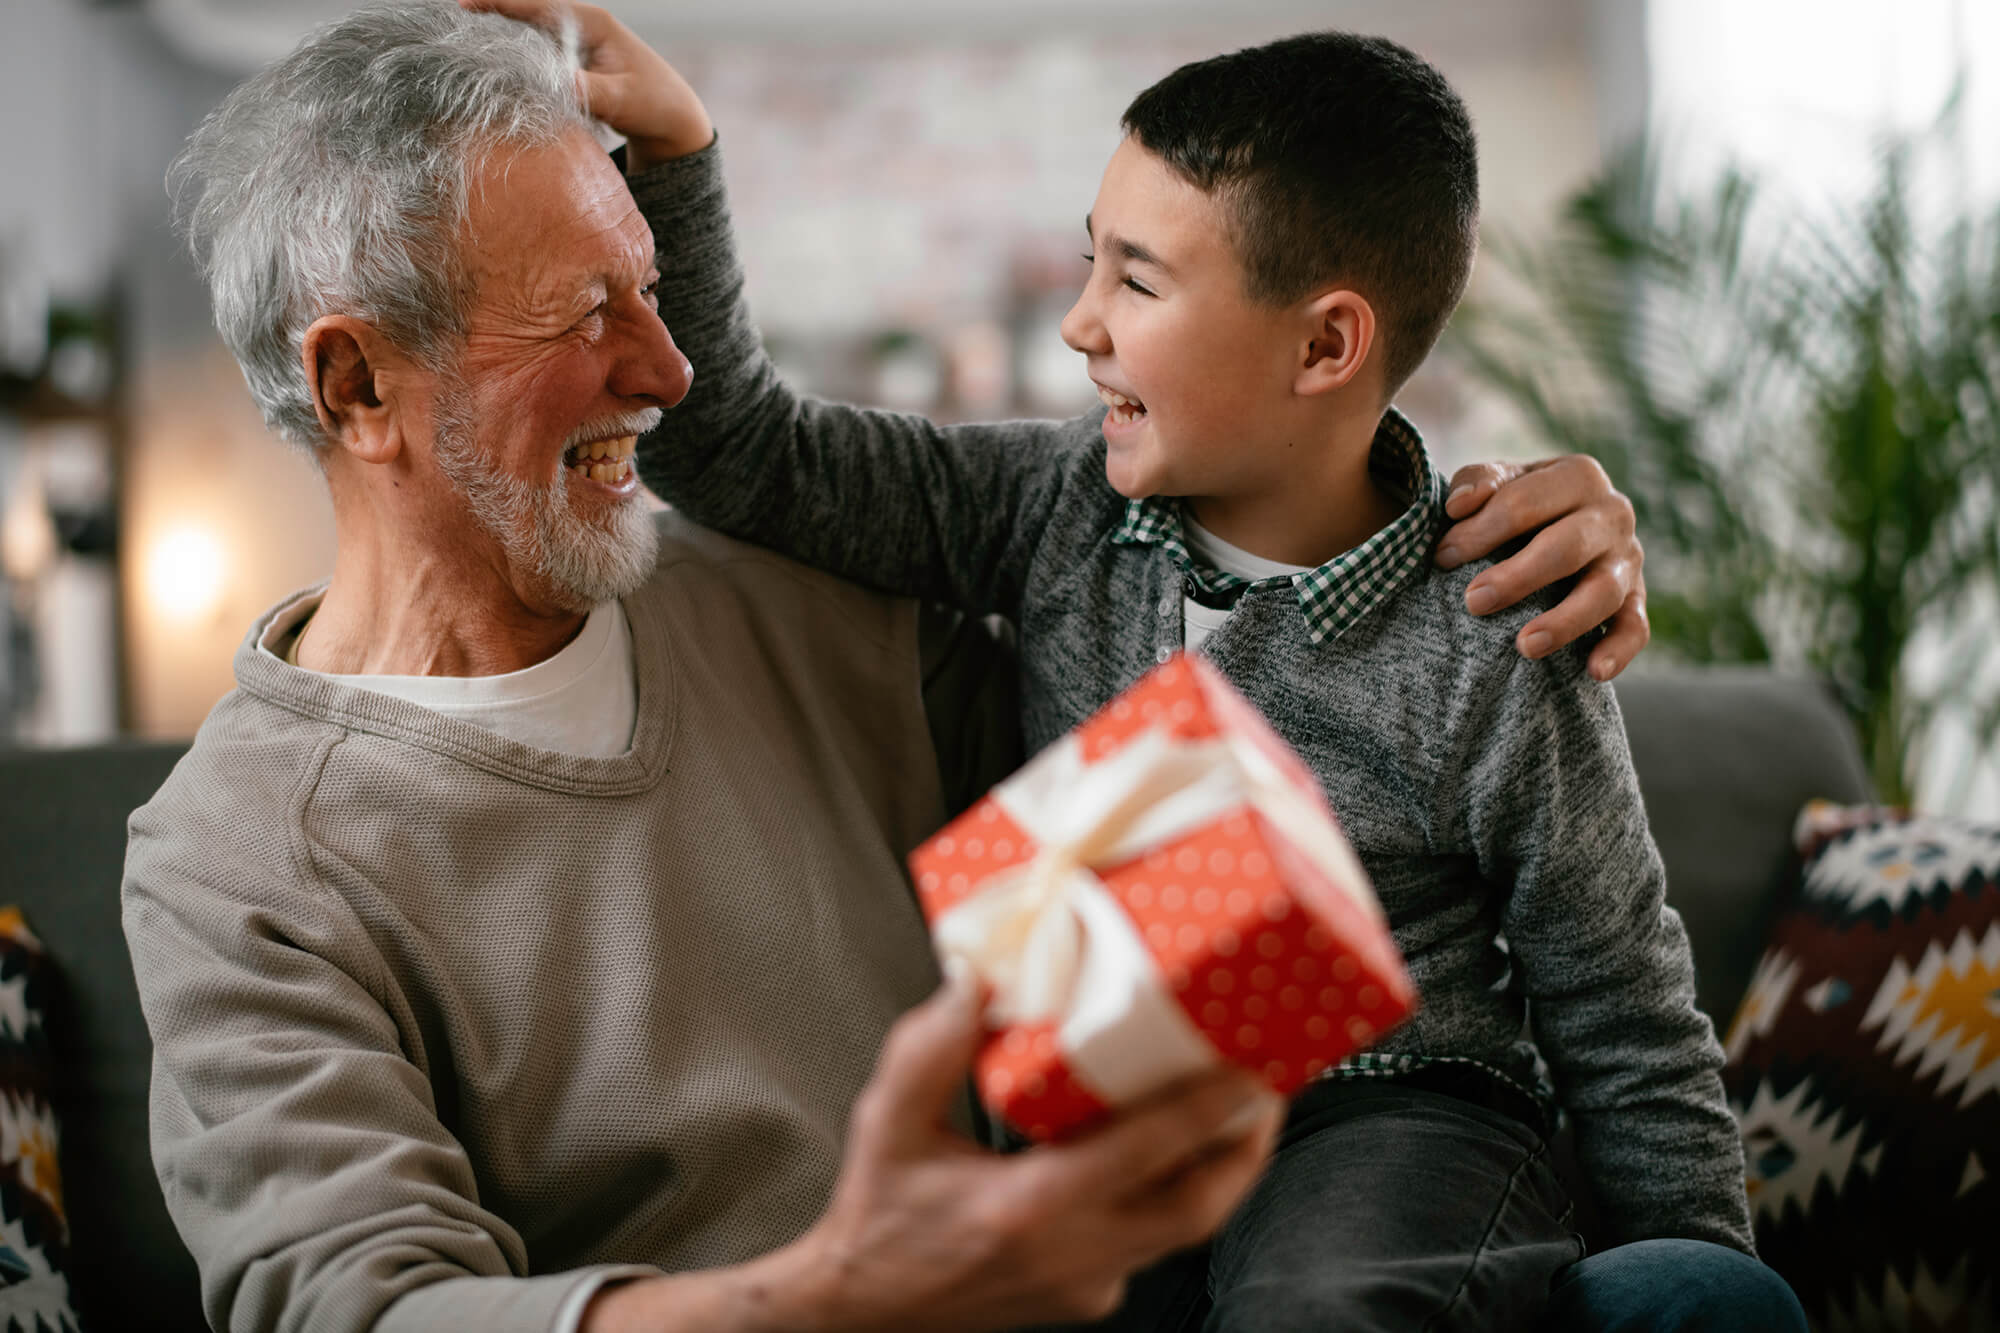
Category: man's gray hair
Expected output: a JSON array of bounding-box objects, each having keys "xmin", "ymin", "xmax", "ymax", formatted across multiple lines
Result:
[{"xmin": 171, "ymin": 0, "xmax": 589, "ymax": 449}]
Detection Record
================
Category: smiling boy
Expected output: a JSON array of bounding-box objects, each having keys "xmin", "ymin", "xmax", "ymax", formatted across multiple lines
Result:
[
  {"xmin": 1073, "ymin": 133, "xmax": 1409, "ymax": 576},
  {"xmin": 541, "ymin": 12, "xmax": 1786, "ymax": 1332}
]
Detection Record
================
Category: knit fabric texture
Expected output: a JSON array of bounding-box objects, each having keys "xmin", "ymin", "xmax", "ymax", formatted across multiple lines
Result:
[
  {"xmin": 630, "ymin": 141, "xmax": 1753, "ymax": 1254},
  {"xmin": 122, "ymin": 514, "xmax": 949, "ymax": 1332}
]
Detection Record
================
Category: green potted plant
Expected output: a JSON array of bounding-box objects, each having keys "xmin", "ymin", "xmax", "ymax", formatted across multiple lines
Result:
[{"xmin": 1450, "ymin": 116, "xmax": 2000, "ymax": 808}]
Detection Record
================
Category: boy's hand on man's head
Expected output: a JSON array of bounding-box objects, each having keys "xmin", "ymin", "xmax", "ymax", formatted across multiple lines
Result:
[
  {"xmin": 457, "ymin": 0, "xmax": 714, "ymax": 170},
  {"xmin": 1435, "ymin": 454, "xmax": 1649, "ymax": 683}
]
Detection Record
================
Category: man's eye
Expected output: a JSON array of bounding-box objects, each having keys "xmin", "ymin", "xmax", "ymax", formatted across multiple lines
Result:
[{"xmin": 640, "ymin": 279, "xmax": 661, "ymax": 302}]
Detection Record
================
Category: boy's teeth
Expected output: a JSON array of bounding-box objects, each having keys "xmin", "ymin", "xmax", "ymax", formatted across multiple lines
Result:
[
  {"xmin": 1104, "ymin": 382, "xmax": 1152, "ymax": 418},
  {"xmin": 1095, "ymin": 385, "xmax": 1147, "ymax": 424}
]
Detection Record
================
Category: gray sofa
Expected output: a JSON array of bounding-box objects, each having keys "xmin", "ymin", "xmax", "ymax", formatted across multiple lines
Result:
[{"xmin": 0, "ymin": 666, "xmax": 1871, "ymax": 1331}]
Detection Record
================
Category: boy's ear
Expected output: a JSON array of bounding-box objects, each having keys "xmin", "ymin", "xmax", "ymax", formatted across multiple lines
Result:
[
  {"xmin": 301, "ymin": 315, "xmax": 410, "ymax": 465},
  {"xmin": 1295, "ymin": 289, "xmax": 1376, "ymax": 397}
]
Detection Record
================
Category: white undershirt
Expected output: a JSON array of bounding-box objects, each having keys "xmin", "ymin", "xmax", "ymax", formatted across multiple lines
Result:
[
  {"xmin": 259, "ymin": 590, "xmax": 638, "ymax": 758},
  {"xmin": 1179, "ymin": 510, "xmax": 1311, "ymax": 653}
]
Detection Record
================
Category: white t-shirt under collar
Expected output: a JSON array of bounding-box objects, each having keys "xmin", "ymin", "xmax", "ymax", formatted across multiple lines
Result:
[
  {"xmin": 1179, "ymin": 511, "xmax": 1311, "ymax": 654},
  {"xmin": 259, "ymin": 590, "xmax": 638, "ymax": 758}
]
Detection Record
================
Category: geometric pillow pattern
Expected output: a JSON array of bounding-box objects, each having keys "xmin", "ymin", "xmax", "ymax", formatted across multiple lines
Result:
[
  {"xmin": 1722, "ymin": 804, "xmax": 2000, "ymax": 1332},
  {"xmin": 0, "ymin": 909, "xmax": 77, "ymax": 1333}
]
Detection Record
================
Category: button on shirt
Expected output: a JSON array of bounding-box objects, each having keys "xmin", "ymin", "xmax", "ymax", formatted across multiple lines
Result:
[{"xmin": 1176, "ymin": 519, "xmax": 1312, "ymax": 653}]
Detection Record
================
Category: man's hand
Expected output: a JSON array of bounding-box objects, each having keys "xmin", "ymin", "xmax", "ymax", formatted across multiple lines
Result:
[
  {"xmin": 458, "ymin": 0, "xmax": 713, "ymax": 170},
  {"xmin": 797, "ymin": 978, "xmax": 1282, "ymax": 1330},
  {"xmin": 1435, "ymin": 454, "xmax": 1648, "ymax": 682},
  {"xmin": 585, "ymin": 978, "xmax": 1282, "ymax": 1333}
]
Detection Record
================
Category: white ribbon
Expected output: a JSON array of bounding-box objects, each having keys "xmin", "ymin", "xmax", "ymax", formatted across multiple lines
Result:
[{"xmin": 932, "ymin": 720, "xmax": 1380, "ymax": 1107}]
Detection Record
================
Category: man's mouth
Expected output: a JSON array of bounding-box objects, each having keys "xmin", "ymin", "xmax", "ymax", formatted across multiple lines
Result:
[
  {"xmin": 562, "ymin": 434, "xmax": 638, "ymax": 485},
  {"xmin": 1096, "ymin": 384, "xmax": 1147, "ymax": 426}
]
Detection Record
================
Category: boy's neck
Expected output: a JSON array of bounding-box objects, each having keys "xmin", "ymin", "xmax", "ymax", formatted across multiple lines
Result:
[{"xmin": 1183, "ymin": 411, "xmax": 1404, "ymax": 569}]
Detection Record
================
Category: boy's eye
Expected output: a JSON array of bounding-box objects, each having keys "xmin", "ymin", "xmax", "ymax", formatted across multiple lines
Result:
[{"xmin": 1081, "ymin": 253, "xmax": 1154, "ymax": 296}]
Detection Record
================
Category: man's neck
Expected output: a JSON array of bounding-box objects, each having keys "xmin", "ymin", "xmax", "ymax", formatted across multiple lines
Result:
[
  {"xmin": 1184, "ymin": 412, "xmax": 1402, "ymax": 568},
  {"xmin": 298, "ymin": 540, "xmax": 588, "ymax": 677}
]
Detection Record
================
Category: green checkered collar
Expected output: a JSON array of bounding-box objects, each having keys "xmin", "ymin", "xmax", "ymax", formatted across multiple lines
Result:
[{"xmin": 1110, "ymin": 408, "xmax": 1445, "ymax": 645}]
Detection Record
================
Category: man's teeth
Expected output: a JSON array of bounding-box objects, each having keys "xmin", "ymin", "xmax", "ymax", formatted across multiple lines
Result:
[
  {"xmin": 1095, "ymin": 385, "xmax": 1146, "ymax": 421},
  {"xmin": 566, "ymin": 434, "xmax": 637, "ymax": 483}
]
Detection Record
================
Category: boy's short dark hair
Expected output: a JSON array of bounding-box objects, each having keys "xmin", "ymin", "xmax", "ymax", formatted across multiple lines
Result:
[{"xmin": 1122, "ymin": 32, "xmax": 1478, "ymax": 399}]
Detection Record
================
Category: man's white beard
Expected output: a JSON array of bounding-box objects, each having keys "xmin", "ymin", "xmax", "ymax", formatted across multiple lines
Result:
[{"xmin": 432, "ymin": 381, "xmax": 660, "ymax": 614}]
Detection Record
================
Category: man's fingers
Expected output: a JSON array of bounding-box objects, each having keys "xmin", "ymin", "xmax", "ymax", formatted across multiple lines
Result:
[
  {"xmin": 1462, "ymin": 511, "xmax": 1602, "ymax": 620},
  {"xmin": 1039, "ymin": 1070, "xmax": 1278, "ymax": 1205},
  {"xmin": 1584, "ymin": 593, "xmax": 1650, "ymax": 682},
  {"xmin": 849, "ymin": 978, "xmax": 987, "ymax": 1157},
  {"xmin": 1114, "ymin": 1095, "xmax": 1281, "ymax": 1250},
  {"xmin": 1437, "ymin": 455, "xmax": 1617, "ymax": 569},
  {"xmin": 1441, "ymin": 460, "xmax": 1516, "ymax": 522},
  {"xmin": 1511, "ymin": 561, "xmax": 1633, "ymax": 660}
]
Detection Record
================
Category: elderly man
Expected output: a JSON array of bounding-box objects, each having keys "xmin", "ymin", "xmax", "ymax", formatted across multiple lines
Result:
[{"xmin": 124, "ymin": 4, "xmax": 1657, "ymax": 1330}]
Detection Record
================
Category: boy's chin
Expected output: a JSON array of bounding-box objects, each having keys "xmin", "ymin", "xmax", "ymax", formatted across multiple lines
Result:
[
  {"xmin": 1101, "ymin": 450, "xmax": 1162, "ymax": 502},
  {"xmin": 1103, "ymin": 467, "xmax": 1158, "ymax": 502}
]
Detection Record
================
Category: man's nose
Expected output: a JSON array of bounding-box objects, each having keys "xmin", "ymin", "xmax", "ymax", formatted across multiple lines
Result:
[{"xmin": 611, "ymin": 306, "xmax": 694, "ymax": 409}]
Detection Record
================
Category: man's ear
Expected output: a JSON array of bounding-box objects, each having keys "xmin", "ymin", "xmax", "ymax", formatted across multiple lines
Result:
[
  {"xmin": 301, "ymin": 316, "xmax": 405, "ymax": 464},
  {"xmin": 1295, "ymin": 289, "xmax": 1376, "ymax": 397}
]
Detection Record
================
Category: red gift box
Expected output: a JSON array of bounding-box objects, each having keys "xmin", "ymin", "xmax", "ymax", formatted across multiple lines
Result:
[{"xmin": 909, "ymin": 652, "xmax": 1416, "ymax": 1141}]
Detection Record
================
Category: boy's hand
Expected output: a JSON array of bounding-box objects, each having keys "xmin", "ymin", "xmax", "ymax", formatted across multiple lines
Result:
[
  {"xmin": 1436, "ymin": 455, "xmax": 1647, "ymax": 682},
  {"xmin": 458, "ymin": 0, "xmax": 713, "ymax": 170}
]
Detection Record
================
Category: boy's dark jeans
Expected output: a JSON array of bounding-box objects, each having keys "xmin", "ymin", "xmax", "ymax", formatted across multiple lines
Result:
[{"xmin": 1055, "ymin": 1071, "xmax": 1806, "ymax": 1333}]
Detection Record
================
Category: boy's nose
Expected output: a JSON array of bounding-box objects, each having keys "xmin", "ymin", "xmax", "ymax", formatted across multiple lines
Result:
[{"xmin": 1059, "ymin": 291, "xmax": 1107, "ymax": 356}]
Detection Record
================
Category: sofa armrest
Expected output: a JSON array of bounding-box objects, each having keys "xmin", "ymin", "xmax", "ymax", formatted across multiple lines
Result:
[
  {"xmin": 0, "ymin": 740, "xmax": 205, "ymax": 1333},
  {"xmin": 1614, "ymin": 668, "xmax": 1872, "ymax": 1025}
]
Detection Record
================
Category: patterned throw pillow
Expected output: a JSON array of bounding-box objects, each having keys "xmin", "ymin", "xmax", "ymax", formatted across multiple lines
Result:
[
  {"xmin": 1722, "ymin": 805, "xmax": 2000, "ymax": 1332},
  {"xmin": 0, "ymin": 909, "xmax": 77, "ymax": 1333}
]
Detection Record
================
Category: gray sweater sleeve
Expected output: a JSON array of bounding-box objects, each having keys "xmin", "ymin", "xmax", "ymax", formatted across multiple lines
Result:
[
  {"xmin": 123, "ymin": 746, "xmax": 652, "ymax": 1332},
  {"xmin": 1442, "ymin": 642, "xmax": 1754, "ymax": 1252},
  {"xmin": 629, "ymin": 141, "xmax": 1095, "ymax": 618}
]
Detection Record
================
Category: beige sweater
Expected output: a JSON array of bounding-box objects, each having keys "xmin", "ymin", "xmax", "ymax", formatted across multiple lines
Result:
[{"xmin": 123, "ymin": 514, "xmax": 950, "ymax": 1333}]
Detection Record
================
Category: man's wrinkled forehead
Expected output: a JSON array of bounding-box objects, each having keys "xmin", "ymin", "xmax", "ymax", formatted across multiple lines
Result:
[{"xmin": 458, "ymin": 131, "xmax": 659, "ymax": 317}]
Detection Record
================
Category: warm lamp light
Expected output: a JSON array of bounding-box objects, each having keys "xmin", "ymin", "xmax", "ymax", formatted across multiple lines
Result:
[
  {"xmin": 145, "ymin": 524, "xmax": 227, "ymax": 624},
  {"xmin": 0, "ymin": 479, "xmax": 56, "ymax": 583}
]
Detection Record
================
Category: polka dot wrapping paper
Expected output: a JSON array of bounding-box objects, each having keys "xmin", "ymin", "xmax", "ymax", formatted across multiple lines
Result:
[{"xmin": 910, "ymin": 653, "xmax": 1416, "ymax": 1141}]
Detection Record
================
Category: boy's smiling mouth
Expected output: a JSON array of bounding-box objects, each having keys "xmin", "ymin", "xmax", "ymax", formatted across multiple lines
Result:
[{"xmin": 1096, "ymin": 383, "xmax": 1148, "ymax": 428}]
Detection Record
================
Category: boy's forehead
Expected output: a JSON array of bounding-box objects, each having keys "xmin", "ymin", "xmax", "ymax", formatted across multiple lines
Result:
[{"xmin": 1089, "ymin": 138, "xmax": 1238, "ymax": 273}]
